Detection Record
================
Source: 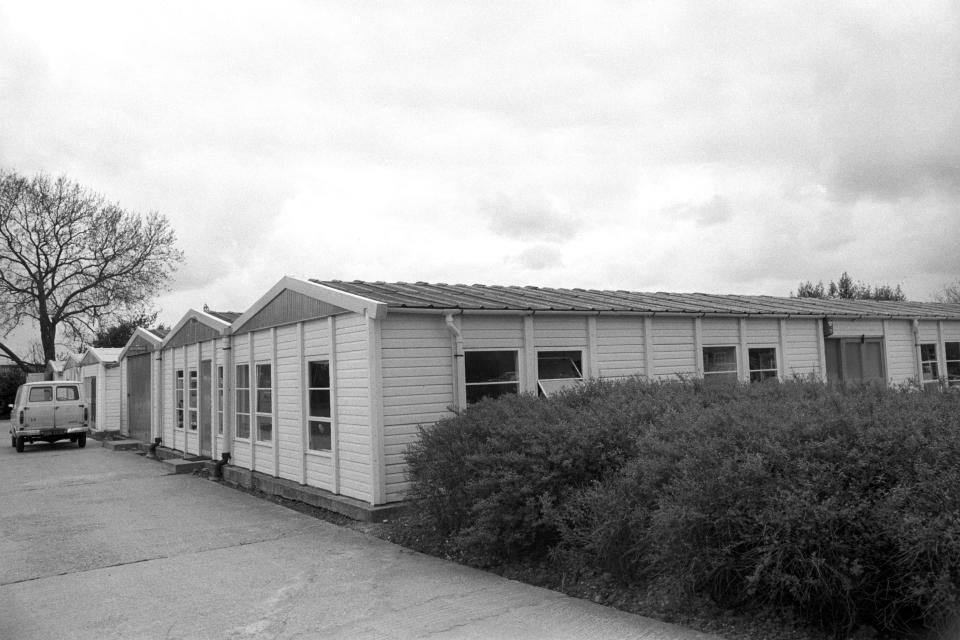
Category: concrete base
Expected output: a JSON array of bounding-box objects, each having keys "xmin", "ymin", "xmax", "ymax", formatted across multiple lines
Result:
[
  {"xmin": 90, "ymin": 430, "xmax": 122, "ymax": 441},
  {"xmin": 162, "ymin": 458, "xmax": 209, "ymax": 474},
  {"xmin": 101, "ymin": 439, "xmax": 142, "ymax": 451},
  {"xmin": 220, "ymin": 465, "xmax": 407, "ymax": 523}
]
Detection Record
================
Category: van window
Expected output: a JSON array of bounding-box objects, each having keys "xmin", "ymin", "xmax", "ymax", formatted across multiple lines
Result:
[
  {"xmin": 56, "ymin": 386, "xmax": 80, "ymax": 401},
  {"xmin": 29, "ymin": 386, "xmax": 54, "ymax": 402}
]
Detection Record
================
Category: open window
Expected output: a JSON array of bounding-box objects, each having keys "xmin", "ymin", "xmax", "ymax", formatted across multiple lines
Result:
[
  {"xmin": 920, "ymin": 343, "xmax": 940, "ymax": 389},
  {"xmin": 946, "ymin": 342, "xmax": 960, "ymax": 387},
  {"xmin": 537, "ymin": 351, "xmax": 583, "ymax": 396},
  {"xmin": 703, "ymin": 346, "xmax": 738, "ymax": 383},
  {"xmin": 465, "ymin": 351, "xmax": 519, "ymax": 404}
]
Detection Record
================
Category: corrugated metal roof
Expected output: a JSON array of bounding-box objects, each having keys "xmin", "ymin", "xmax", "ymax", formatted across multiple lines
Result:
[
  {"xmin": 206, "ymin": 310, "xmax": 241, "ymax": 323},
  {"xmin": 312, "ymin": 280, "xmax": 960, "ymax": 319}
]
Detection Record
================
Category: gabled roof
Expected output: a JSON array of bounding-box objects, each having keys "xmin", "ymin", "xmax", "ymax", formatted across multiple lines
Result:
[
  {"xmin": 119, "ymin": 327, "xmax": 166, "ymax": 360},
  {"xmin": 205, "ymin": 310, "xmax": 241, "ymax": 324},
  {"xmin": 79, "ymin": 347, "xmax": 123, "ymax": 367},
  {"xmin": 314, "ymin": 280, "xmax": 960, "ymax": 320},
  {"xmin": 46, "ymin": 360, "xmax": 65, "ymax": 373},
  {"xmin": 229, "ymin": 276, "xmax": 387, "ymax": 334},
  {"xmin": 161, "ymin": 309, "xmax": 234, "ymax": 349}
]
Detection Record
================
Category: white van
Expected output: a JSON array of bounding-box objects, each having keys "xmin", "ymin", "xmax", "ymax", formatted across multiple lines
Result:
[{"xmin": 9, "ymin": 381, "xmax": 89, "ymax": 452}]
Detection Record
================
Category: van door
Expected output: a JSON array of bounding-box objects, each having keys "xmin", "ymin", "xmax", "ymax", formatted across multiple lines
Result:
[
  {"xmin": 25, "ymin": 385, "xmax": 55, "ymax": 428},
  {"xmin": 55, "ymin": 384, "xmax": 84, "ymax": 429}
]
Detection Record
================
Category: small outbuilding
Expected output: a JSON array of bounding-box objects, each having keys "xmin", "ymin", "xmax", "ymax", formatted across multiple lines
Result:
[
  {"xmin": 209, "ymin": 277, "xmax": 960, "ymax": 511},
  {"xmin": 118, "ymin": 327, "xmax": 168, "ymax": 443},
  {"xmin": 77, "ymin": 347, "xmax": 123, "ymax": 433}
]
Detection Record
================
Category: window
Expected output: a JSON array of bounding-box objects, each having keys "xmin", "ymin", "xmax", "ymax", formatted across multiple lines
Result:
[
  {"xmin": 920, "ymin": 343, "xmax": 940, "ymax": 389},
  {"xmin": 55, "ymin": 386, "xmax": 79, "ymax": 401},
  {"xmin": 235, "ymin": 364, "xmax": 250, "ymax": 439},
  {"xmin": 29, "ymin": 386, "xmax": 53, "ymax": 402},
  {"xmin": 188, "ymin": 370, "xmax": 198, "ymax": 430},
  {"xmin": 255, "ymin": 363, "xmax": 272, "ymax": 442},
  {"xmin": 307, "ymin": 360, "xmax": 331, "ymax": 451},
  {"xmin": 537, "ymin": 351, "xmax": 583, "ymax": 396},
  {"xmin": 465, "ymin": 351, "xmax": 519, "ymax": 404},
  {"xmin": 947, "ymin": 342, "xmax": 960, "ymax": 387},
  {"xmin": 216, "ymin": 366, "xmax": 224, "ymax": 435},
  {"xmin": 175, "ymin": 370, "xmax": 184, "ymax": 429},
  {"xmin": 748, "ymin": 348, "xmax": 778, "ymax": 383},
  {"xmin": 703, "ymin": 346, "xmax": 738, "ymax": 383}
]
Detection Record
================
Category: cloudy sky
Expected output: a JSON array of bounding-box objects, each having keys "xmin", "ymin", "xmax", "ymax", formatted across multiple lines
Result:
[{"xmin": 1, "ymin": 0, "xmax": 959, "ymax": 333}]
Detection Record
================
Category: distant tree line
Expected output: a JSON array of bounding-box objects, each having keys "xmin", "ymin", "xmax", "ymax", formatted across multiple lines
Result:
[{"xmin": 795, "ymin": 272, "xmax": 906, "ymax": 301}]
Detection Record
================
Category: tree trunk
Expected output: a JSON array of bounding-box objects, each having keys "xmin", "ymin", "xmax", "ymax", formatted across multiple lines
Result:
[{"xmin": 39, "ymin": 316, "xmax": 58, "ymax": 365}]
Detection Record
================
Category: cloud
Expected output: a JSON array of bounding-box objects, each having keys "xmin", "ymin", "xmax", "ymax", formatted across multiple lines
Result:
[
  {"xmin": 512, "ymin": 245, "xmax": 564, "ymax": 271},
  {"xmin": 479, "ymin": 192, "xmax": 579, "ymax": 241},
  {"xmin": 663, "ymin": 196, "xmax": 734, "ymax": 227}
]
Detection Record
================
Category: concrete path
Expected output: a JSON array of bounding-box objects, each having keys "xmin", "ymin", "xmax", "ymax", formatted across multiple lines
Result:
[{"xmin": 0, "ymin": 422, "xmax": 721, "ymax": 640}]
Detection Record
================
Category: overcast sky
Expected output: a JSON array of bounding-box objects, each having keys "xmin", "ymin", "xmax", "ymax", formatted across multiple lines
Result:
[{"xmin": 1, "ymin": 0, "xmax": 958, "ymax": 333}]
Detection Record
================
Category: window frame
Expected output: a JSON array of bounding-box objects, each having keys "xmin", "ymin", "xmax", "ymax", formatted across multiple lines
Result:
[
  {"xmin": 216, "ymin": 365, "xmax": 224, "ymax": 435},
  {"xmin": 235, "ymin": 364, "xmax": 251, "ymax": 440},
  {"xmin": 748, "ymin": 347, "xmax": 779, "ymax": 383},
  {"xmin": 946, "ymin": 342, "xmax": 960, "ymax": 388},
  {"xmin": 175, "ymin": 369, "xmax": 185, "ymax": 430},
  {"xmin": 306, "ymin": 360, "xmax": 332, "ymax": 452},
  {"xmin": 187, "ymin": 369, "xmax": 199, "ymax": 430},
  {"xmin": 536, "ymin": 350, "xmax": 583, "ymax": 396},
  {"xmin": 919, "ymin": 343, "xmax": 940, "ymax": 389},
  {"xmin": 702, "ymin": 346, "xmax": 739, "ymax": 384},
  {"xmin": 254, "ymin": 362, "xmax": 273, "ymax": 443},
  {"xmin": 464, "ymin": 350, "xmax": 520, "ymax": 404}
]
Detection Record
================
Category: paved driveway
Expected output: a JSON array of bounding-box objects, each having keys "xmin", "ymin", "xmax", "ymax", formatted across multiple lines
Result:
[{"xmin": 0, "ymin": 422, "xmax": 720, "ymax": 640}]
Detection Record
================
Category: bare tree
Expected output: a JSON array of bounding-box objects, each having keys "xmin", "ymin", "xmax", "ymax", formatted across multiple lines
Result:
[{"xmin": 0, "ymin": 170, "xmax": 183, "ymax": 370}]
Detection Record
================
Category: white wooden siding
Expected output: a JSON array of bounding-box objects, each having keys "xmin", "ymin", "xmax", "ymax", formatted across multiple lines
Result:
[
  {"xmin": 460, "ymin": 315, "xmax": 524, "ymax": 349},
  {"xmin": 380, "ymin": 314, "xmax": 456, "ymax": 502},
  {"xmin": 701, "ymin": 318, "xmax": 739, "ymax": 345},
  {"xmin": 595, "ymin": 317, "xmax": 646, "ymax": 378},
  {"xmin": 744, "ymin": 319, "xmax": 780, "ymax": 343},
  {"xmin": 884, "ymin": 320, "xmax": 917, "ymax": 385},
  {"xmin": 533, "ymin": 316, "xmax": 588, "ymax": 349},
  {"xmin": 651, "ymin": 318, "xmax": 697, "ymax": 378},
  {"xmin": 831, "ymin": 319, "xmax": 884, "ymax": 337},
  {"xmin": 335, "ymin": 314, "xmax": 373, "ymax": 503},
  {"xmin": 275, "ymin": 324, "xmax": 302, "ymax": 482},
  {"xmin": 119, "ymin": 359, "xmax": 128, "ymax": 435},
  {"xmin": 784, "ymin": 319, "xmax": 821, "ymax": 377}
]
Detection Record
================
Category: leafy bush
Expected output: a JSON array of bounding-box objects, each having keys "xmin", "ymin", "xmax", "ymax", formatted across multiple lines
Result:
[{"xmin": 404, "ymin": 378, "xmax": 960, "ymax": 637}]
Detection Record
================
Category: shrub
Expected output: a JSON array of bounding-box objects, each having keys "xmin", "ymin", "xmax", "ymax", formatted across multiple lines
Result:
[
  {"xmin": 404, "ymin": 378, "xmax": 960, "ymax": 636},
  {"xmin": 0, "ymin": 367, "xmax": 26, "ymax": 419}
]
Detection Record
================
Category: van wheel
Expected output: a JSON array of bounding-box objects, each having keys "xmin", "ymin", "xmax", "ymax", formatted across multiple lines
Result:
[
  {"xmin": 15, "ymin": 437, "xmax": 24, "ymax": 453},
  {"xmin": 77, "ymin": 434, "xmax": 87, "ymax": 448}
]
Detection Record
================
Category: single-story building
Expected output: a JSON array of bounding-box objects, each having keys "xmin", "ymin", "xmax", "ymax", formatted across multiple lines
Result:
[
  {"xmin": 156, "ymin": 308, "xmax": 240, "ymax": 457},
  {"xmin": 185, "ymin": 277, "xmax": 960, "ymax": 510},
  {"xmin": 118, "ymin": 327, "xmax": 168, "ymax": 442},
  {"xmin": 77, "ymin": 347, "xmax": 123, "ymax": 432}
]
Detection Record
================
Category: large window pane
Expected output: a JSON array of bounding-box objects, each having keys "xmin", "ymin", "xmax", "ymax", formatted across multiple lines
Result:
[
  {"xmin": 309, "ymin": 420, "xmax": 331, "ymax": 451},
  {"xmin": 309, "ymin": 389, "xmax": 331, "ymax": 418},
  {"xmin": 256, "ymin": 364, "xmax": 271, "ymax": 389},
  {"xmin": 703, "ymin": 346, "xmax": 738, "ymax": 383},
  {"xmin": 309, "ymin": 361, "xmax": 330, "ymax": 389},
  {"xmin": 235, "ymin": 364, "xmax": 249, "ymax": 389},
  {"xmin": 236, "ymin": 414, "xmax": 250, "ymax": 439},
  {"xmin": 256, "ymin": 416, "xmax": 272, "ymax": 441},
  {"xmin": 748, "ymin": 348, "xmax": 777, "ymax": 383},
  {"xmin": 537, "ymin": 351, "xmax": 582, "ymax": 380},
  {"xmin": 465, "ymin": 351, "xmax": 519, "ymax": 404},
  {"xmin": 29, "ymin": 387, "xmax": 52, "ymax": 402},
  {"xmin": 256, "ymin": 390, "xmax": 272, "ymax": 413}
]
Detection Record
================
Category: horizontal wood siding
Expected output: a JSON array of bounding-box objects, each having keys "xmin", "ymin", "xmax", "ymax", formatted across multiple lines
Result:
[
  {"xmin": 119, "ymin": 359, "xmax": 128, "ymax": 435},
  {"xmin": 784, "ymin": 319, "xmax": 821, "ymax": 377},
  {"xmin": 831, "ymin": 319, "xmax": 884, "ymax": 337},
  {"xmin": 160, "ymin": 352, "xmax": 174, "ymax": 449},
  {"xmin": 275, "ymin": 324, "xmax": 302, "ymax": 482},
  {"xmin": 701, "ymin": 318, "xmax": 739, "ymax": 345},
  {"xmin": 460, "ymin": 315, "xmax": 524, "ymax": 349},
  {"xmin": 651, "ymin": 318, "xmax": 697, "ymax": 378},
  {"xmin": 380, "ymin": 314, "xmax": 455, "ymax": 502},
  {"xmin": 885, "ymin": 320, "xmax": 916, "ymax": 385},
  {"xmin": 917, "ymin": 321, "xmax": 939, "ymax": 343},
  {"xmin": 335, "ymin": 314, "xmax": 373, "ymax": 503},
  {"xmin": 595, "ymin": 317, "xmax": 645, "ymax": 378},
  {"xmin": 944, "ymin": 321, "xmax": 960, "ymax": 341},
  {"xmin": 532, "ymin": 316, "xmax": 588, "ymax": 349},
  {"xmin": 744, "ymin": 319, "xmax": 779, "ymax": 343}
]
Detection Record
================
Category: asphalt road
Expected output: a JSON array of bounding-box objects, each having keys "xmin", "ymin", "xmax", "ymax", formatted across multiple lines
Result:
[{"xmin": 0, "ymin": 422, "xmax": 721, "ymax": 640}]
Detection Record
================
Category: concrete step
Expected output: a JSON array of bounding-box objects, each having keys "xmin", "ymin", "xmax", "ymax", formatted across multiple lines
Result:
[
  {"xmin": 162, "ymin": 458, "xmax": 209, "ymax": 474},
  {"xmin": 102, "ymin": 439, "xmax": 143, "ymax": 451}
]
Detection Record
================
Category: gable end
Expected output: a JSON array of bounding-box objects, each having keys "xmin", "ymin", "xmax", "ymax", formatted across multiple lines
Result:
[
  {"xmin": 165, "ymin": 318, "xmax": 222, "ymax": 349},
  {"xmin": 233, "ymin": 289, "xmax": 350, "ymax": 335}
]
